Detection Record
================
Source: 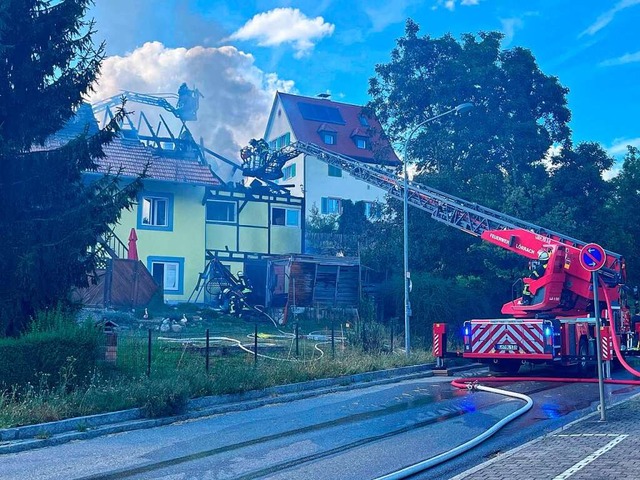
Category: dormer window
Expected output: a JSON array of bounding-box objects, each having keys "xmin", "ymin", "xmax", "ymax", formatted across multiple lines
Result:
[
  {"xmin": 318, "ymin": 123, "xmax": 338, "ymax": 145},
  {"xmin": 350, "ymin": 127, "xmax": 370, "ymax": 150},
  {"xmin": 323, "ymin": 132, "xmax": 336, "ymax": 145},
  {"xmin": 358, "ymin": 115, "xmax": 369, "ymax": 127}
]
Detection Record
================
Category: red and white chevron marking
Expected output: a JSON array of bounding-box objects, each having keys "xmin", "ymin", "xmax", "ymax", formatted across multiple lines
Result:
[
  {"xmin": 601, "ymin": 335, "xmax": 613, "ymax": 361},
  {"xmin": 433, "ymin": 334, "xmax": 441, "ymax": 356},
  {"xmin": 471, "ymin": 322, "xmax": 544, "ymax": 354}
]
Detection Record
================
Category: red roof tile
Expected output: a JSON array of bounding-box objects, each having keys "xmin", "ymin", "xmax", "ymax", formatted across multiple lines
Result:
[
  {"xmin": 36, "ymin": 104, "xmax": 221, "ymax": 186},
  {"xmin": 276, "ymin": 92, "xmax": 400, "ymax": 166},
  {"xmin": 39, "ymin": 132, "xmax": 221, "ymax": 186},
  {"xmin": 317, "ymin": 123, "xmax": 338, "ymax": 133},
  {"xmin": 99, "ymin": 138, "xmax": 221, "ymax": 186}
]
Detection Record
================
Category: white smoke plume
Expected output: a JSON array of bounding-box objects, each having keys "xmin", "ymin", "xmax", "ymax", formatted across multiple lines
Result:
[{"xmin": 89, "ymin": 41, "xmax": 295, "ymax": 181}]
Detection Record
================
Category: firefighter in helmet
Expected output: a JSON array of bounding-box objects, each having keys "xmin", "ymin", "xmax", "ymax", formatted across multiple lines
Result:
[
  {"xmin": 237, "ymin": 272, "xmax": 253, "ymax": 296},
  {"xmin": 521, "ymin": 250, "xmax": 550, "ymax": 305},
  {"xmin": 225, "ymin": 273, "xmax": 253, "ymax": 317}
]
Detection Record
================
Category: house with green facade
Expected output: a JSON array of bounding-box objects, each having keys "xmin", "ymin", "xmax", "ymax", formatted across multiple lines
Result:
[
  {"xmin": 70, "ymin": 95, "xmax": 305, "ymax": 305},
  {"xmin": 95, "ymin": 140, "xmax": 303, "ymax": 304}
]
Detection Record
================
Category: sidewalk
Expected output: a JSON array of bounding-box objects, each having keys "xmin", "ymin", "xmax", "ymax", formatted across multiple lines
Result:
[{"xmin": 453, "ymin": 393, "xmax": 640, "ymax": 480}]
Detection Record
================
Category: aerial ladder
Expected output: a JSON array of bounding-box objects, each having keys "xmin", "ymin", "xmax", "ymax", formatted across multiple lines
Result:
[{"xmin": 241, "ymin": 139, "xmax": 639, "ymax": 373}]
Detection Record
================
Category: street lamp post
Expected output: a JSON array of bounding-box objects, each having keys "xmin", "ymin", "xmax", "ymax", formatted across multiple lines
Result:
[{"xmin": 403, "ymin": 103, "xmax": 474, "ymax": 357}]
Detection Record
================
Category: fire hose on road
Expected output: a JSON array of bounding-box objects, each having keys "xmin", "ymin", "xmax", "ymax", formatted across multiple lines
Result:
[{"xmin": 375, "ymin": 372, "xmax": 640, "ymax": 480}]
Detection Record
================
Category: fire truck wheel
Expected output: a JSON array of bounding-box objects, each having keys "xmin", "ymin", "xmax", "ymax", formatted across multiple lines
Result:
[{"xmin": 489, "ymin": 360, "xmax": 521, "ymax": 374}]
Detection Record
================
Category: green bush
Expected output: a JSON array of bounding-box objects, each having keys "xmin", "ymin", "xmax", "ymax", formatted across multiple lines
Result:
[{"xmin": 0, "ymin": 309, "xmax": 100, "ymax": 391}]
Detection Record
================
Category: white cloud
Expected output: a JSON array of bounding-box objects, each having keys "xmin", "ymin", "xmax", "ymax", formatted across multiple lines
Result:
[
  {"xmin": 434, "ymin": 0, "xmax": 481, "ymax": 11},
  {"xmin": 228, "ymin": 8, "xmax": 334, "ymax": 58},
  {"xmin": 599, "ymin": 50, "xmax": 640, "ymax": 66},
  {"xmin": 580, "ymin": 0, "xmax": 640, "ymax": 37},
  {"xmin": 89, "ymin": 42, "xmax": 295, "ymax": 181},
  {"xmin": 500, "ymin": 18, "xmax": 523, "ymax": 47},
  {"xmin": 604, "ymin": 139, "xmax": 639, "ymax": 180},
  {"xmin": 608, "ymin": 137, "xmax": 640, "ymax": 156},
  {"xmin": 365, "ymin": 0, "xmax": 421, "ymax": 33}
]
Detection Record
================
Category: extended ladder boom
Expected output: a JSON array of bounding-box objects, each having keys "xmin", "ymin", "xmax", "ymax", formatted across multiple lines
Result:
[
  {"xmin": 283, "ymin": 141, "xmax": 621, "ymax": 260},
  {"xmin": 240, "ymin": 139, "xmax": 624, "ymax": 316}
]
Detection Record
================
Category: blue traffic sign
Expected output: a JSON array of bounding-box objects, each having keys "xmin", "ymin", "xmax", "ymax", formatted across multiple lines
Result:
[{"xmin": 580, "ymin": 243, "xmax": 606, "ymax": 271}]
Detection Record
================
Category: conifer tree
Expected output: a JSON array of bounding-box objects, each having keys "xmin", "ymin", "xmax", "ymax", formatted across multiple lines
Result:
[{"xmin": 0, "ymin": 1, "xmax": 141, "ymax": 335}]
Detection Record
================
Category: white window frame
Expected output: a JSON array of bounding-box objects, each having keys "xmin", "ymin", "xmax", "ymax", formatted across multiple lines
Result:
[
  {"xmin": 355, "ymin": 137, "xmax": 368, "ymax": 149},
  {"xmin": 323, "ymin": 132, "xmax": 336, "ymax": 145},
  {"xmin": 141, "ymin": 195, "xmax": 169, "ymax": 227},
  {"xmin": 148, "ymin": 257, "xmax": 184, "ymax": 294}
]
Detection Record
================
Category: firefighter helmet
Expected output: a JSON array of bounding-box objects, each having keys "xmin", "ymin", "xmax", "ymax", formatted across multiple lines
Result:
[{"xmin": 538, "ymin": 251, "xmax": 550, "ymax": 262}]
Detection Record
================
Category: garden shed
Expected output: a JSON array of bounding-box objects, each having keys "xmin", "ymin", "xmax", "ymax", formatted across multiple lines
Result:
[{"xmin": 265, "ymin": 254, "xmax": 360, "ymax": 309}]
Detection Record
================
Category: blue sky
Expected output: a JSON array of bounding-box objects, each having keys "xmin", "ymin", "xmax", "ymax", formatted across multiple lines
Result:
[{"xmin": 89, "ymin": 0, "xmax": 639, "ymax": 165}]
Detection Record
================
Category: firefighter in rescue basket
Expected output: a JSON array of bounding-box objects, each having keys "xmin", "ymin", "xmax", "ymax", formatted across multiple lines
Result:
[{"xmin": 521, "ymin": 250, "xmax": 550, "ymax": 305}]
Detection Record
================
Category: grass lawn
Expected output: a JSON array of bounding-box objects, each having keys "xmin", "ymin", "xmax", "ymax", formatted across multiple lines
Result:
[{"xmin": 0, "ymin": 306, "xmax": 434, "ymax": 429}]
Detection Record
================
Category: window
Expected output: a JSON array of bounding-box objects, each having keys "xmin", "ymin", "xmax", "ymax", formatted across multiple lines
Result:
[
  {"xmin": 148, "ymin": 256, "xmax": 184, "ymax": 295},
  {"xmin": 321, "ymin": 197, "xmax": 342, "ymax": 215},
  {"xmin": 286, "ymin": 209, "xmax": 300, "ymax": 227},
  {"xmin": 328, "ymin": 165, "xmax": 342, "ymax": 177},
  {"xmin": 142, "ymin": 197, "xmax": 167, "ymax": 226},
  {"xmin": 272, "ymin": 207, "xmax": 300, "ymax": 227},
  {"xmin": 138, "ymin": 193, "xmax": 173, "ymax": 231},
  {"xmin": 282, "ymin": 163, "xmax": 297, "ymax": 180},
  {"xmin": 268, "ymin": 133, "xmax": 291, "ymax": 151},
  {"xmin": 323, "ymin": 132, "xmax": 336, "ymax": 145},
  {"xmin": 358, "ymin": 115, "xmax": 369, "ymax": 127},
  {"xmin": 355, "ymin": 137, "xmax": 368, "ymax": 149},
  {"xmin": 276, "ymin": 132, "xmax": 291, "ymax": 148},
  {"xmin": 364, "ymin": 201, "xmax": 380, "ymax": 219},
  {"xmin": 206, "ymin": 200, "xmax": 236, "ymax": 223}
]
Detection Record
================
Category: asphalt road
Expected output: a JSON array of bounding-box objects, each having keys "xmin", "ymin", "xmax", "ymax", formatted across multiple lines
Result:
[{"xmin": 2, "ymin": 368, "xmax": 639, "ymax": 480}]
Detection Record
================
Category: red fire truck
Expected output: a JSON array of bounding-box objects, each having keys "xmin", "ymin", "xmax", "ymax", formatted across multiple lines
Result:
[{"xmin": 241, "ymin": 140, "xmax": 639, "ymax": 374}]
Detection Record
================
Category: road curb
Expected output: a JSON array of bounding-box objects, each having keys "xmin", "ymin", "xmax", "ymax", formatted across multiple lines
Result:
[{"xmin": 1, "ymin": 362, "xmax": 463, "ymax": 454}]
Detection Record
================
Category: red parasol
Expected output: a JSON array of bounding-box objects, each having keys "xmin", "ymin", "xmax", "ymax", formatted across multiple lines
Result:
[{"xmin": 127, "ymin": 228, "xmax": 139, "ymax": 261}]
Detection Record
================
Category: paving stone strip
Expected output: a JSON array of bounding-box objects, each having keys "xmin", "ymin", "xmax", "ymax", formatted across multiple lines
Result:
[{"xmin": 452, "ymin": 392, "xmax": 640, "ymax": 480}]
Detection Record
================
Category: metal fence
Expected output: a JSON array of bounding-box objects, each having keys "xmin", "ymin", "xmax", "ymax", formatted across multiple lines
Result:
[{"xmin": 97, "ymin": 318, "xmax": 407, "ymax": 378}]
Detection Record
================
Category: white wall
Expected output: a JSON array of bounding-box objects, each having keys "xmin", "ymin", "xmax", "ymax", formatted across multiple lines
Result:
[
  {"xmin": 302, "ymin": 156, "xmax": 386, "ymax": 218},
  {"xmin": 265, "ymin": 96, "xmax": 387, "ymax": 223}
]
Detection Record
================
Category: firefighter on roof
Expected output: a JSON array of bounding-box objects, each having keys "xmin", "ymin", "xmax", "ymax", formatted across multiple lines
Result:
[{"xmin": 521, "ymin": 250, "xmax": 550, "ymax": 305}]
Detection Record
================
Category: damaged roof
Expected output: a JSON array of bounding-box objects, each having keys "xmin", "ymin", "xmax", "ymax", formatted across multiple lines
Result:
[
  {"xmin": 100, "ymin": 137, "xmax": 221, "ymax": 186},
  {"xmin": 41, "ymin": 104, "xmax": 222, "ymax": 186}
]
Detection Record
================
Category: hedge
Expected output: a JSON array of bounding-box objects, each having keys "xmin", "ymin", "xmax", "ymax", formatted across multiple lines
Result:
[{"xmin": 0, "ymin": 327, "xmax": 101, "ymax": 391}]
